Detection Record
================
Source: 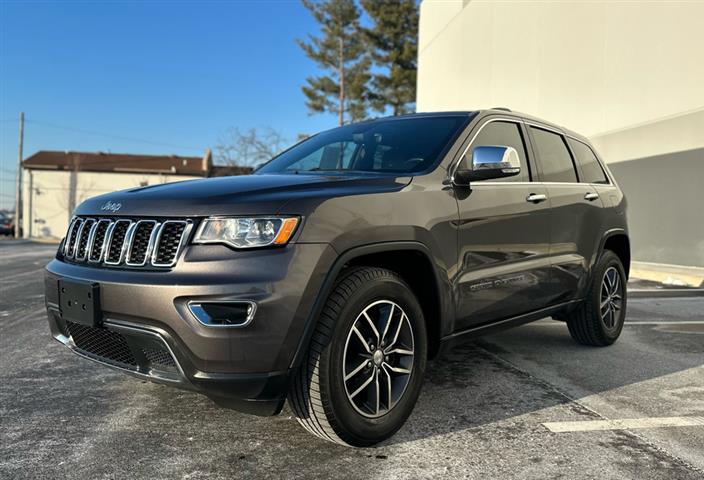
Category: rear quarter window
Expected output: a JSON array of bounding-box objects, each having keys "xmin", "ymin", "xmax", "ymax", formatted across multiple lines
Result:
[
  {"xmin": 568, "ymin": 138, "xmax": 609, "ymax": 184},
  {"xmin": 529, "ymin": 127, "xmax": 578, "ymax": 183}
]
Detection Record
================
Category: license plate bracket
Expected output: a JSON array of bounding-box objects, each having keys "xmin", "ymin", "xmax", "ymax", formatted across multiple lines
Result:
[{"xmin": 59, "ymin": 280, "xmax": 101, "ymax": 327}]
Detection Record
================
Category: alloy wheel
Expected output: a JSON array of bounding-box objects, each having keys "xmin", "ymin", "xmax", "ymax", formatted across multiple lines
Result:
[
  {"xmin": 342, "ymin": 300, "xmax": 415, "ymax": 418},
  {"xmin": 600, "ymin": 266, "xmax": 623, "ymax": 330}
]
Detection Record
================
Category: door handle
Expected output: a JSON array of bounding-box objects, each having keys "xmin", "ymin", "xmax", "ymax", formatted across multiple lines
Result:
[
  {"xmin": 526, "ymin": 193, "xmax": 547, "ymax": 203},
  {"xmin": 584, "ymin": 192, "xmax": 600, "ymax": 201}
]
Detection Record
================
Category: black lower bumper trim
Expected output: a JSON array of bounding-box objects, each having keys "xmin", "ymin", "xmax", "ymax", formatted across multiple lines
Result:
[{"xmin": 47, "ymin": 307, "xmax": 289, "ymax": 416}]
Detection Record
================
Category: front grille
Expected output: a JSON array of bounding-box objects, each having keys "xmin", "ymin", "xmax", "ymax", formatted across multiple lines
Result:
[
  {"xmin": 63, "ymin": 217, "xmax": 191, "ymax": 269},
  {"xmin": 65, "ymin": 321, "xmax": 138, "ymax": 368}
]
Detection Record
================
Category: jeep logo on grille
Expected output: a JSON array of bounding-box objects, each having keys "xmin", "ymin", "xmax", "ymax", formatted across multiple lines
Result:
[{"xmin": 100, "ymin": 201, "xmax": 122, "ymax": 213}]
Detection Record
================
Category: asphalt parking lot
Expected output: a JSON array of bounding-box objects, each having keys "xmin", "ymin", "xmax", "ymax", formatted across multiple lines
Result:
[{"xmin": 1, "ymin": 241, "xmax": 702, "ymax": 479}]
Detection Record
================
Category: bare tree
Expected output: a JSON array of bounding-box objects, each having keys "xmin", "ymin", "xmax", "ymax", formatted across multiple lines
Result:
[{"xmin": 215, "ymin": 127, "xmax": 289, "ymax": 167}]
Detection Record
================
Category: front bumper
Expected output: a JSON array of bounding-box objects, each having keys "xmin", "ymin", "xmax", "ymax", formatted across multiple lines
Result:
[{"xmin": 45, "ymin": 242, "xmax": 337, "ymax": 415}]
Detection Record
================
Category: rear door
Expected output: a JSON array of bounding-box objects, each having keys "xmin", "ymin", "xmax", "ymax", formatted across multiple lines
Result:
[
  {"xmin": 454, "ymin": 118, "xmax": 552, "ymax": 331},
  {"xmin": 527, "ymin": 125, "xmax": 604, "ymax": 304}
]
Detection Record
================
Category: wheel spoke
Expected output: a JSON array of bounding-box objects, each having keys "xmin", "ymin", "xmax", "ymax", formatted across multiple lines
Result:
[
  {"xmin": 384, "ymin": 347, "xmax": 413, "ymax": 356},
  {"xmin": 362, "ymin": 311, "xmax": 380, "ymax": 344},
  {"xmin": 345, "ymin": 358, "xmax": 369, "ymax": 381},
  {"xmin": 374, "ymin": 369, "xmax": 380, "ymax": 416},
  {"xmin": 380, "ymin": 304, "xmax": 394, "ymax": 346},
  {"xmin": 612, "ymin": 272, "xmax": 620, "ymax": 296},
  {"xmin": 607, "ymin": 269, "xmax": 616, "ymax": 291},
  {"xmin": 383, "ymin": 365, "xmax": 392, "ymax": 411},
  {"xmin": 349, "ymin": 370, "xmax": 375, "ymax": 399},
  {"xmin": 386, "ymin": 313, "xmax": 406, "ymax": 350},
  {"xmin": 352, "ymin": 326, "xmax": 372, "ymax": 353},
  {"xmin": 385, "ymin": 364, "xmax": 411, "ymax": 375}
]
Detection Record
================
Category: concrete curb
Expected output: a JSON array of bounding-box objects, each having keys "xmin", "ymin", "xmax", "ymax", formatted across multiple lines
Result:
[
  {"xmin": 630, "ymin": 261, "xmax": 704, "ymax": 289},
  {"xmin": 629, "ymin": 288, "xmax": 704, "ymax": 299}
]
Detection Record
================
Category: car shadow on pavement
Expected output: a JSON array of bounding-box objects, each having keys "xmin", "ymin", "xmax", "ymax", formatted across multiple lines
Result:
[{"xmin": 380, "ymin": 319, "xmax": 704, "ymax": 447}]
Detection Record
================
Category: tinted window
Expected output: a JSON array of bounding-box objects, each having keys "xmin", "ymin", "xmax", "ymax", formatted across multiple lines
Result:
[
  {"xmin": 568, "ymin": 138, "xmax": 609, "ymax": 184},
  {"xmin": 462, "ymin": 121, "xmax": 530, "ymax": 182},
  {"xmin": 257, "ymin": 116, "xmax": 470, "ymax": 174},
  {"xmin": 530, "ymin": 127, "xmax": 578, "ymax": 182}
]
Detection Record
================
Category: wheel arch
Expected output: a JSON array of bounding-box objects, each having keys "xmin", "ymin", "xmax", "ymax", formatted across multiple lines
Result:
[
  {"xmin": 599, "ymin": 229, "xmax": 631, "ymax": 278},
  {"xmin": 290, "ymin": 242, "xmax": 450, "ymax": 369}
]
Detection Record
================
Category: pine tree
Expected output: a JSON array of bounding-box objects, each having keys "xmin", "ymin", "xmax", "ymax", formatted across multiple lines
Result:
[
  {"xmin": 298, "ymin": 0, "xmax": 370, "ymax": 125},
  {"xmin": 361, "ymin": 0, "xmax": 419, "ymax": 115}
]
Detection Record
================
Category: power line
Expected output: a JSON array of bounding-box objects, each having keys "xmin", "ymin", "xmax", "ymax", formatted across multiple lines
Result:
[{"xmin": 24, "ymin": 118, "xmax": 205, "ymax": 152}]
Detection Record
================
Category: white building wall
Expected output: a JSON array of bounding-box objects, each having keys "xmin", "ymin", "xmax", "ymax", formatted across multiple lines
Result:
[
  {"xmin": 23, "ymin": 170, "xmax": 199, "ymax": 240},
  {"xmin": 418, "ymin": 0, "xmax": 704, "ymax": 266},
  {"xmin": 418, "ymin": 0, "xmax": 704, "ymax": 142}
]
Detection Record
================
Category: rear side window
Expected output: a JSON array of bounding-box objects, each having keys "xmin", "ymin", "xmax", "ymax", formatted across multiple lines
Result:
[
  {"xmin": 568, "ymin": 138, "xmax": 609, "ymax": 184},
  {"xmin": 529, "ymin": 127, "xmax": 578, "ymax": 183},
  {"xmin": 462, "ymin": 121, "xmax": 531, "ymax": 182}
]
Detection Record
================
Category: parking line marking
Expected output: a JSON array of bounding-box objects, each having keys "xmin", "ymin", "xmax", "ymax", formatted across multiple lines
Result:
[
  {"xmin": 543, "ymin": 417, "xmax": 704, "ymax": 433},
  {"xmin": 533, "ymin": 321, "xmax": 704, "ymax": 326},
  {"xmin": 625, "ymin": 321, "xmax": 704, "ymax": 325}
]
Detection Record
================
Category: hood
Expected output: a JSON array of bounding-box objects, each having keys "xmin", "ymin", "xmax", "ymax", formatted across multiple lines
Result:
[{"xmin": 74, "ymin": 173, "xmax": 412, "ymax": 217}]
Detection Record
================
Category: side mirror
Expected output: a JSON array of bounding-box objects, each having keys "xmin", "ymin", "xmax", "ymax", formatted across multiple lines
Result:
[{"xmin": 452, "ymin": 146, "xmax": 521, "ymax": 185}]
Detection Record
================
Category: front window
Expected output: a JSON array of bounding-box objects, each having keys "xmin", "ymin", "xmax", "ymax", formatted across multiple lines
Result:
[{"xmin": 256, "ymin": 116, "xmax": 470, "ymax": 175}]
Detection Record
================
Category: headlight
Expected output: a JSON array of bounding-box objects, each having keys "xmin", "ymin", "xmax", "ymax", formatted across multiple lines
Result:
[{"xmin": 193, "ymin": 216, "xmax": 299, "ymax": 249}]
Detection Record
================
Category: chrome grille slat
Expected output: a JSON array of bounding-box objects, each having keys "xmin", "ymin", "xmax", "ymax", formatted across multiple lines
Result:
[
  {"xmin": 152, "ymin": 221, "xmax": 190, "ymax": 267},
  {"xmin": 75, "ymin": 219, "xmax": 96, "ymax": 260},
  {"xmin": 88, "ymin": 219, "xmax": 112, "ymax": 263},
  {"xmin": 104, "ymin": 220, "xmax": 133, "ymax": 265},
  {"xmin": 64, "ymin": 218, "xmax": 83, "ymax": 259},
  {"xmin": 61, "ymin": 217, "xmax": 190, "ymax": 269},
  {"xmin": 126, "ymin": 220, "xmax": 159, "ymax": 266}
]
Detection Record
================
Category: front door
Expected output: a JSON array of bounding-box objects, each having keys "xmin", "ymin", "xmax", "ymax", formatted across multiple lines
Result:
[{"xmin": 454, "ymin": 119, "xmax": 552, "ymax": 331}]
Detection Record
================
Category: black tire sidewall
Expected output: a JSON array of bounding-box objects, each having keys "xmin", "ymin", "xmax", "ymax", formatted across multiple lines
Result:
[{"xmin": 321, "ymin": 273, "xmax": 427, "ymax": 446}]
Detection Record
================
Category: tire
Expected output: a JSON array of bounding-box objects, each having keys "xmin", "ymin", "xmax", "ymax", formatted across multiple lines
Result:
[
  {"xmin": 566, "ymin": 250, "xmax": 627, "ymax": 346},
  {"xmin": 288, "ymin": 266, "xmax": 427, "ymax": 447}
]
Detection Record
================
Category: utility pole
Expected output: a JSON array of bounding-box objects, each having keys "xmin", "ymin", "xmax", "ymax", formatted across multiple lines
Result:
[{"xmin": 14, "ymin": 112, "xmax": 24, "ymax": 239}]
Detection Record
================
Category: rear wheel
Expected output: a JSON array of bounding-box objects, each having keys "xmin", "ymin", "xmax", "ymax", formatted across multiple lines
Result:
[
  {"xmin": 566, "ymin": 250, "xmax": 627, "ymax": 346},
  {"xmin": 288, "ymin": 267, "xmax": 427, "ymax": 447}
]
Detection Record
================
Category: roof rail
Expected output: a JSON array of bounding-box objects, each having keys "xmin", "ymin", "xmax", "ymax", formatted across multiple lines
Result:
[{"xmin": 491, "ymin": 107, "xmax": 512, "ymax": 112}]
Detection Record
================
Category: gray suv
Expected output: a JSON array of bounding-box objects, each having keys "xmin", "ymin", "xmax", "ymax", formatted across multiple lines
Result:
[{"xmin": 45, "ymin": 109, "xmax": 629, "ymax": 446}]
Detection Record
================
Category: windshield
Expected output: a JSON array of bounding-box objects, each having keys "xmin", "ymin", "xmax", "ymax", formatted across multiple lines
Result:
[{"xmin": 256, "ymin": 115, "xmax": 469, "ymax": 175}]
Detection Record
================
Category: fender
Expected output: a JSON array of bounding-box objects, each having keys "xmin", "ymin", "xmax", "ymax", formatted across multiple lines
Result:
[{"xmin": 289, "ymin": 241, "xmax": 451, "ymax": 369}]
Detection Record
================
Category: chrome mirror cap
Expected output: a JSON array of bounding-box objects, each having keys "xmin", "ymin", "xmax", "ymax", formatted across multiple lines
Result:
[
  {"xmin": 472, "ymin": 145, "xmax": 521, "ymax": 176},
  {"xmin": 451, "ymin": 145, "xmax": 522, "ymax": 185}
]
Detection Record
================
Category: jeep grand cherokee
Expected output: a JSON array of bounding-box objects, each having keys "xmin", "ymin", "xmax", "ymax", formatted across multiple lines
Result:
[{"xmin": 45, "ymin": 109, "xmax": 629, "ymax": 446}]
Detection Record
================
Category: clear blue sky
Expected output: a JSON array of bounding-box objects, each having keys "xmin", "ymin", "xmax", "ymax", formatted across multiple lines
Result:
[{"xmin": 0, "ymin": 0, "xmax": 344, "ymax": 209}]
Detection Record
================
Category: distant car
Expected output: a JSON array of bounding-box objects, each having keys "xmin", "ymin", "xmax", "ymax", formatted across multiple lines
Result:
[
  {"xmin": 45, "ymin": 110, "xmax": 629, "ymax": 447},
  {"xmin": 0, "ymin": 213, "xmax": 13, "ymax": 236}
]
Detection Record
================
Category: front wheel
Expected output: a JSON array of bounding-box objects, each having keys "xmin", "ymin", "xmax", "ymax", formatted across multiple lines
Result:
[
  {"xmin": 288, "ymin": 267, "xmax": 427, "ymax": 447},
  {"xmin": 566, "ymin": 250, "xmax": 627, "ymax": 346}
]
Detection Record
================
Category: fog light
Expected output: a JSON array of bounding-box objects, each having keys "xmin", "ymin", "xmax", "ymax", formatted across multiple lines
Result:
[{"xmin": 188, "ymin": 301, "xmax": 256, "ymax": 328}]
